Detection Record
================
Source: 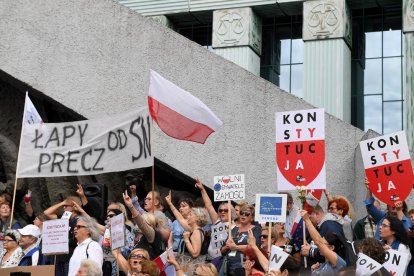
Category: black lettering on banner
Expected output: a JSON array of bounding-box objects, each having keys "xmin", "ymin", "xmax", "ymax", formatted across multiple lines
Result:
[
  {"xmin": 78, "ymin": 124, "xmax": 88, "ymax": 146},
  {"xmin": 81, "ymin": 149, "xmax": 92, "ymax": 171},
  {"xmin": 283, "ymin": 130, "xmax": 290, "ymax": 140},
  {"xmin": 309, "ymin": 143, "xmax": 315, "ymax": 153},
  {"xmin": 93, "ymin": 148, "xmax": 105, "ymax": 171},
  {"xmin": 45, "ymin": 127, "xmax": 60, "ymax": 148},
  {"xmin": 367, "ymin": 135, "xmax": 399, "ymax": 151},
  {"xmin": 283, "ymin": 115, "xmax": 290, "ymax": 124},
  {"xmin": 117, "ymin": 130, "xmax": 127, "ymax": 149},
  {"xmin": 371, "ymin": 156, "xmax": 377, "ymax": 166},
  {"xmin": 62, "ymin": 126, "xmax": 76, "ymax": 146},
  {"xmin": 51, "ymin": 153, "xmax": 65, "ymax": 173},
  {"xmin": 129, "ymin": 116, "xmax": 151, "ymax": 162},
  {"xmin": 38, "ymin": 153, "xmax": 51, "ymax": 172},
  {"xmin": 108, "ymin": 131, "xmax": 118, "ymax": 151},
  {"xmin": 271, "ymin": 254, "xmax": 282, "ymax": 263},
  {"xmin": 67, "ymin": 150, "xmax": 79, "ymax": 173},
  {"xmin": 31, "ymin": 129, "xmax": 44, "ymax": 148},
  {"xmin": 392, "ymin": 254, "xmax": 401, "ymax": 265}
]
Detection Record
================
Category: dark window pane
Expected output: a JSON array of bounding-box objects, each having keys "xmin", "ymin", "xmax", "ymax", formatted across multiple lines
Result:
[
  {"xmin": 383, "ymin": 101, "xmax": 402, "ymax": 134},
  {"xmin": 364, "ymin": 59, "xmax": 382, "ymax": 94},
  {"xmin": 291, "ymin": 64, "xmax": 303, "ymax": 98},
  {"xmin": 365, "ymin": 32, "xmax": 382, "ymax": 58},
  {"xmin": 383, "ymin": 57, "xmax": 402, "ymax": 101},
  {"xmin": 291, "ymin": 39, "xmax": 303, "ymax": 64},
  {"xmin": 364, "ymin": 95, "xmax": 382, "ymax": 133},
  {"xmin": 383, "ymin": 30, "xmax": 401, "ymax": 57},
  {"xmin": 280, "ymin": 65, "xmax": 290, "ymax": 92}
]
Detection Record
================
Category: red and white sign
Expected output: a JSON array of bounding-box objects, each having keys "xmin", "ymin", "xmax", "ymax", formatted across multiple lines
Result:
[
  {"xmin": 360, "ymin": 131, "xmax": 414, "ymax": 206},
  {"xmin": 275, "ymin": 108, "xmax": 326, "ymax": 190}
]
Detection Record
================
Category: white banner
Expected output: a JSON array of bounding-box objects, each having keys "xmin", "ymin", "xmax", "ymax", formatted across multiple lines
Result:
[
  {"xmin": 383, "ymin": 249, "xmax": 410, "ymax": 276},
  {"xmin": 110, "ymin": 213, "xmax": 125, "ymax": 250},
  {"xmin": 17, "ymin": 107, "xmax": 153, "ymax": 177},
  {"xmin": 213, "ymin": 174, "xmax": 245, "ymax": 202},
  {"xmin": 356, "ymin": 252, "xmax": 382, "ymax": 276},
  {"xmin": 42, "ymin": 219, "xmax": 69, "ymax": 255}
]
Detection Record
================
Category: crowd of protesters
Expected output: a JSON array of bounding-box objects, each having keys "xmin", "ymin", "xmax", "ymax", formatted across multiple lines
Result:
[{"xmin": 0, "ymin": 176, "xmax": 413, "ymax": 276}]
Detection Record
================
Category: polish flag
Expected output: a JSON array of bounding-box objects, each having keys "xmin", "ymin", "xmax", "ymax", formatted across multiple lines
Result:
[
  {"xmin": 153, "ymin": 248, "xmax": 176, "ymax": 276},
  {"xmin": 148, "ymin": 70, "xmax": 223, "ymax": 144},
  {"xmin": 303, "ymin": 189, "xmax": 323, "ymax": 213}
]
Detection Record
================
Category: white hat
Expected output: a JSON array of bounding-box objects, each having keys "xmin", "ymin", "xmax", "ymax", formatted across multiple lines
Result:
[{"xmin": 18, "ymin": 224, "xmax": 40, "ymax": 239}]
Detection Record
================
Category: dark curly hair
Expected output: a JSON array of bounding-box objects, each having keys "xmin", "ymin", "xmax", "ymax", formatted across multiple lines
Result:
[
  {"xmin": 325, "ymin": 232, "xmax": 346, "ymax": 260},
  {"xmin": 358, "ymin": 238, "xmax": 386, "ymax": 264},
  {"xmin": 386, "ymin": 216, "xmax": 412, "ymax": 248}
]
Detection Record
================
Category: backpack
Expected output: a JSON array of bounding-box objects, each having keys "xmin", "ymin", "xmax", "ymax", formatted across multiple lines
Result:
[{"xmin": 345, "ymin": 240, "xmax": 358, "ymax": 265}]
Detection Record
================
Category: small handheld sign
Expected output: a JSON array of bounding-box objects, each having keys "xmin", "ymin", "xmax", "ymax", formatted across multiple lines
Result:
[
  {"xmin": 213, "ymin": 174, "xmax": 245, "ymax": 202},
  {"xmin": 382, "ymin": 249, "xmax": 410, "ymax": 276},
  {"xmin": 42, "ymin": 219, "xmax": 69, "ymax": 255},
  {"xmin": 275, "ymin": 108, "xmax": 326, "ymax": 191},
  {"xmin": 110, "ymin": 213, "xmax": 125, "ymax": 250},
  {"xmin": 255, "ymin": 194, "xmax": 287, "ymax": 224},
  {"xmin": 356, "ymin": 252, "xmax": 382, "ymax": 276},
  {"xmin": 360, "ymin": 131, "xmax": 414, "ymax": 206},
  {"xmin": 268, "ymin": 245, "xmax": 290, "ymax": 272}
]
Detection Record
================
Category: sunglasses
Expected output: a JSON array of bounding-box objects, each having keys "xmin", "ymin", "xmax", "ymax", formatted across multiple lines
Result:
[
  {"xmin": 240, "ymin": 211, "xmax": 251, "ymax": 217},
  {"xmin": 218, "ymin": 209, "xmax": 229, "ymax": 213},
  {"xmin": 75, "ymin": 225, "xmax": 87, "ymax": 230},
  {"xmin": 260, "ymin": 234, "xmax": 268, "ymax": 239},
  {"xmin": 130, "ymin": 254, "xmax": 146, "ymax": 260}
]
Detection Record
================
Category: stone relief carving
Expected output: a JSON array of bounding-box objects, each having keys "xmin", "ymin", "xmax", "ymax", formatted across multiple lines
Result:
[
  {"xmin": 303, "ymin": 0, "xmax": 351, "ymax": 45},
  {"xmin": 403, "ymin": 0, "xmax": 414, "ymax": 33}
]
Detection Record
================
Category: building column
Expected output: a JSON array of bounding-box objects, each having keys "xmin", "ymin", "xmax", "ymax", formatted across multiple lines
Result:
[
  {"xmin": 212, "ymin": 7, "xmax": 262, "ymax": 76},
  {"xmin": 302, "ymin": 0, "xmax": 352, "ymax": 122},
  {"xmin": 403, "ymin": 0, "xmax": 414, "ymax": 150}
]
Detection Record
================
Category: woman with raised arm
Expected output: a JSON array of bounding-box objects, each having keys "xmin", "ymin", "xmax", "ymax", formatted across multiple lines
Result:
[
  {"xmin": 123, "ymin": 191, "xmax": 164, "ymax": 260},
  {"xmin": 300, "ymin": 210, "xmax": 347, "ymax": 275},
  {"xmin": 112, "ymin": 248, "xmax": 150, "ymax": 275}
]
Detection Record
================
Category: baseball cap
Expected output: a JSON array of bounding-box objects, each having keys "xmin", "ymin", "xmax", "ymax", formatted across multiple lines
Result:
[{"xmin": 18, "ymin": 224, "xmax": 40, "ymax": 238}]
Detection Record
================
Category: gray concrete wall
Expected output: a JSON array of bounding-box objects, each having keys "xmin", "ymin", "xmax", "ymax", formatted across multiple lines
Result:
[{"xmin": 0, "ymin": 0, "xmax": 413, "ymax": 221}]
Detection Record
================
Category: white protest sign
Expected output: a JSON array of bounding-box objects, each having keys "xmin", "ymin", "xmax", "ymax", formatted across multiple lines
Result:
[
  {"xmin": 275, "ymin": 108, "xmax": 326, "ymax": 190},
  {"xmin": 213, "ymin": 174, "xmax": 245, "ymax": 202},
  {"xmin": 255, "ymin": 194, "xmax": 287, "ymax": 223},
  {"xmin": 61, "ymin": 211, "xmax": 72, "ymax": 220},
  {"xmin": 209, "ymin": 222, "xmax": 229, "ymax": 258},
  {"xmin": 17, "ymin": 107, "xmax": 153, "ymax": 178},
  {"xmin": 268, "ymin": 245, "xmax": 290, "ymax": 272},
  {"xmin": 360, "ymin": 131, "xmax": 414, "ymax": 206},
  {"xmin": 110, "ymin": 213, "xmax": 125, "ymax": 250},
  {"xmin": 42, "ymin": 219, "xmax": 69, "ymax": 255},
  {"xmin": 356, "ymin": 252, "xmax": 382, "ymax": 276},
  {"xmin": 383, "ymin": 249, "xmax": 410, "ymax": 276}
]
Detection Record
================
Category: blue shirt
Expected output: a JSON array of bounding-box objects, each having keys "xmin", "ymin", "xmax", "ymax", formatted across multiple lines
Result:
[{"xmin": 312, "ymin": 254, "xmax": 346, "ymax": 275}]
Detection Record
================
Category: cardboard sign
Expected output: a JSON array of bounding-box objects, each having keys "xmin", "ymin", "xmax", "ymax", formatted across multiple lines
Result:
[
  {"xmin": 356, "ymin": 252, "xmax": 382, "ymax": 276},
  {"xmin": 110, "ymin": 213, "xmax": 125, "ymax": 250},
  {"xmin": 360, "ymin": 131, "xmax": 414, "ymax": 206},
  {"xmin": 209, "ymin": 222, "xmax": 229, "ymax": 258},
  {"xmin": 383, "ymin": 249, "xmax": 410, "ymax": 276},
  {"xmin": 0, "ymin": 265, "xmax": 55, "ymax": 276},
  {"xmin": 268, "ymin": 245, "xmax": 290, "ymax": 272},
  {"xmin": 17, "ymin": 107, "xmax": 153, "ymax": 178},
  {"xmin": 42, "ymin": 219, "xmax": 69, "ymax": 255},
  {"xmin": 255, "ymin": 194, "xmax": 287, "ymax": 223},
  {"xmin": 213, "ymin": 174, "xmax": 245, "ymax": 202},
  {"xmin": 275, "ymin": 108, "xmax": 326, "ymax": 190}
]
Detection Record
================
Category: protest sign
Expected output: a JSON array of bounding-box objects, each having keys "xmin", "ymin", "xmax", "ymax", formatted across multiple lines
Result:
[
  {"xmin": 356, "ymin": 252, "xmax": 382, "ymax": 276},
  {"xmin": 209, "ymin": 222, "xmax": 229, "ymax": 258},
  {"xmin": 110, "ymin": 213, "xmax": 125, "ymax": 250},
  {"xmin": 42, "ymin": 219, "xmax": 69, "ymax": 255},
  {"xmin": 255, "ymin": 194, "xmax": 287, "ymax": 223},
  {"xmin": 360, "ymin": 131, "xmax": 414, "ymax": 206},
  {"xmin": 61, "ymin": 211, "xmax": 72, "ymax": 220},
  {"xmin": 275, "ymin": 108, "xmax": 326, "ymax": 190},
  {"xmin": 383, "ymin": 249, "xmax": 410, "ymax": 276},
  {"xmin": 17, "ymin": 107, "xmax": 153, "ymax": 178},
  {"xmin": 213, "ymin": 174, "xmax": 245, "ymax": 201},
  {"xmin": 268, "ymin": 245, "xmax": 290, "ymax": 272}
]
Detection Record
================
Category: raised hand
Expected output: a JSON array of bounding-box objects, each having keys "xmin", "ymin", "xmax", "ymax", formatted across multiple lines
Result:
[
  {"xmin": 123, "ymin": 190, "xmax": 133, "ymax": 208},
  {"xmin": 194, "ymin": 178, "xmax": 204, "ymax": 191}
]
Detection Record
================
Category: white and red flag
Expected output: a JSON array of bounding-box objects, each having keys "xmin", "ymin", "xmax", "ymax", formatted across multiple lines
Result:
[
  {"xmin": 148, "ymin": 70, "xmax": 222, "ymax": 144},
  {"xmin": 153, "ymin": 248, "xmax": 176, "ymax": 276},
  {"xmin": 275, "ymin": 108, "xmax": 326, "ymax": 190},
  {"xmin": 360, "ymin": 131, "xmax": 413, "ymax": 206}
]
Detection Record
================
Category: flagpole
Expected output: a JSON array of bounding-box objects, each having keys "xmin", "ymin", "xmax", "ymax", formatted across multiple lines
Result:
[
  {"xmin": 228, "ymin": 200, "xmax": 232, "ymax": 240},
  {"xmin": 303, "ymin": 221, "xmax": 307, "ymax": 268},
  {"xmin": 10, "ymin": 92, "xmax": 29, "ymax": 228},
  {"xmin": 268, "ymin": 222, "xmax": 272, "ymax": 255},
  {"xmin": 150, "ymin": 116, "xmax": 155, "ymax": 214}
]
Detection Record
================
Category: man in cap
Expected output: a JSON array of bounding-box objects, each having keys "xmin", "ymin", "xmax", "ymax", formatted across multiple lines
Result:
[{"xmin": 18, "ymin": 224, "xmax": 45, "ymax": 266}]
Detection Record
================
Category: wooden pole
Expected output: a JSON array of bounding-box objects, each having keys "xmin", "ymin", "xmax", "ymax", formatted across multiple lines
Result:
[
  {"xmin": 150, "ymin": 117, "xmax": 155, "ymax": 214},
  {"xmin": 268, "ymin": 222, "xmax": 272, "ymax": 254},
  {"xmin": 228, "ymin": 200, "xmax": 232, "ymax": 240},
  {"xmin": 303, "ymin": 219, "xmax": 307, "ymax": 268}
]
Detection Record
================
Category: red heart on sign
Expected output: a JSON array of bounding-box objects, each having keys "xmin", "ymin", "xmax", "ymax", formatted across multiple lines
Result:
[
  {"xmin": 276, "ymin": 140, "xmax": 325, "ymax": 187},
  {"xmin": 222, "ymin": 176, "xmax": 231, "ymax": 184}
]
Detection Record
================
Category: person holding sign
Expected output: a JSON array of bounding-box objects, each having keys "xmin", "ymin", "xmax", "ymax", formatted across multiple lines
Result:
[
  {"xmin": 300, "ymin": 210, "xmax": 347, "ymax": 275},
  {"xmin": 221, "ymin": 204, "xmax": 261, "ymax": 276},
  {"xmin": 379, "ymin": 216, "xmax": 412, "ymax": 275}
]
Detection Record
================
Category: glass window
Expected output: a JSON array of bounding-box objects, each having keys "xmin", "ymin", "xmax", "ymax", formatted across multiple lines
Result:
[
  {"xmin": 279, "ymin": 65, "xmax": 290, "ymax": 92},
  {"xmin": 383, "ymin": 30, "xmax": 401, "ymax": 57},
  {"xmin": 280, "ymin": 40, "xmax": 291, "ymax": 65},
  {"xmin": 383, "ymin": 57, "xmax": 402, "ymax": 101},
  {"xmin": 290, "ymin": 64, "xmax": 303, "ymax": 98},
  {"xmin": 365, "ymin": 32, "xmax": 382, "ymax": 58},
  {"xmin": 383, "ymin": 101, "xmax": 402, "ymax": 134},
  {"xmin": 364, "ymin": 95, "xmax": 382, "ymax": 133},
  {"xmin": 364, "ymin": 59, "xmax": 382, "ymax": 94},
  {"xmin": 291, "ymin": 39, "xmax": 304, "ymax": 64}
]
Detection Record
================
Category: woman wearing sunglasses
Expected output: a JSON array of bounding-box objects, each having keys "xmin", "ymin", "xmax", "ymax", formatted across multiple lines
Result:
[
  {"xmin": 221, "ymin": 204, "xmax": 261, "ymax": 276},
  {"xmin": 0, "ymin": 230, "xmax": 23, "ymax": 268},
  {"xmin": 112, "ymin": 248, "xmax": 150, "ymax": 275},
  {"xmin": 273, "ymin": 222, "xmax": 301, "ymax": 263}
]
